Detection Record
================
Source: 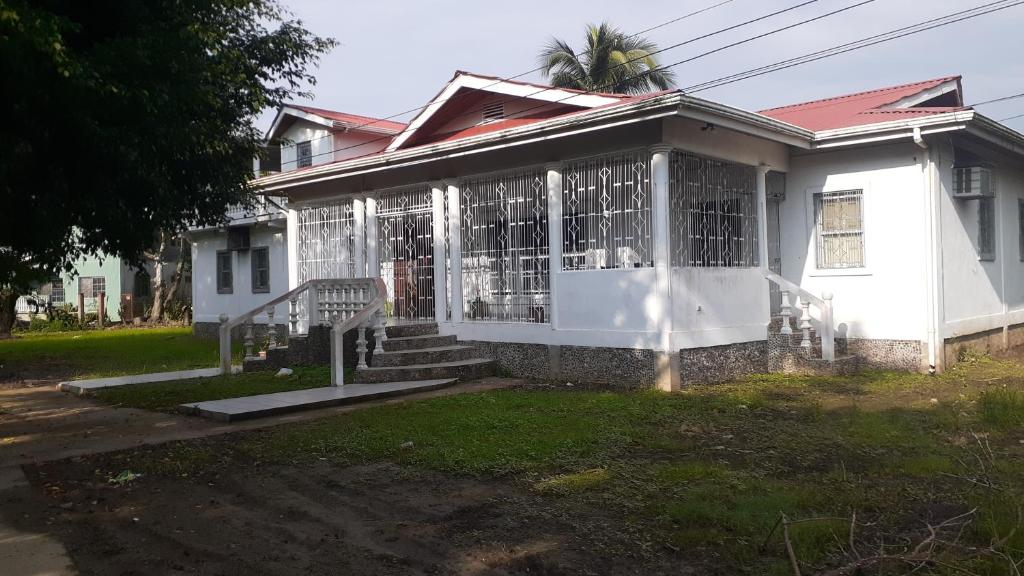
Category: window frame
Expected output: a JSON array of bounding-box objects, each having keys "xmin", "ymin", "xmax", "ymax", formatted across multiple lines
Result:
[
  {"xmin": 216, "ymin": 250, "xmax": 233, "ymax": 294},
  {"xmin": 810, "ymin": 187, "xmax": 868, "ymax": 273},
  {"xmin": 250, "ymin": 246, "xmax": 270, "ymax": 294},
  {"xmin": 296, "ymin": 140, "xmax": 313, "ymax": 168},
  {"xmin": 50, "ymin": 276, "xmax": 65, "ymax": 304},
  {"xmin": 977, "ymin": 196, "xmax": 996, "ymax": 262}
]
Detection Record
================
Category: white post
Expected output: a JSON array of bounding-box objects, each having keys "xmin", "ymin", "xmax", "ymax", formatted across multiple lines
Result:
[
  {"xmin": 218, "ymin": 314, "xmax": 231, "ymax": 375},
  {"xmin": 650, "ymin": 145, "xmax": 678, "ymax": 392},
  {"xmin": 374, "ymin": 308, "xmax": 386, "ymax": 354},
  {"xmin": 431, "ymin": 182, "xmax": 448, "ymax": 323},
  {"xmin": 243, "ymin": 320, "xmax": 255, "ymax": 359},
  {"xmin": 288, "ymin": 296, "xmax": 299, "ymax": 335},
  {"xmin": 353, "ymin": 197, "xmax": 366, "ymax": 277},
  {"xmin": 447, "ymin": 183, "xmax": 464, "ymax": 322},
  {"xmin": 365, "ymin": 196, "xmax": 379, "ymax": 278},
  {"xmin": 286, "ymin": 208, "xmax": 299, "ymax": 290},
  {"xmin": 821, "ymin": 291, "xmax": 835, "ymax": 361},
  {"xmin": 799, "ymin": 300, "xmax": 812, "ymax": 349},
  {"xmin": 779, "ymin": 290, "xmax": 794, "ymax": 335},
  {"xmin": 266, "ymin": 305, "xmax": 277, "ymax": 349},
  {"xmin": 307, "ymin": 282, "xmax": 319, "ymax": 327},
  {"xmin": 756, "ymin": 165, "xmax": 770, "ymax": 271},
  {"xmin": 356, "ymin": 324, "xmax": 368, "ymax": 369},
  {"xmin": 330, "ymin": 320, "xmax": 344, "ymax": 386},
  {"xmin": 545, "ymin": 163, "xmax": 562, "ymax": 330}
]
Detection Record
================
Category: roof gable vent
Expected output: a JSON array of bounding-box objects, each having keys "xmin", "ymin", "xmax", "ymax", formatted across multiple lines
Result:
[{"xmin": 481, "ymin": 102, "xmax": 505, "ymax": 123}]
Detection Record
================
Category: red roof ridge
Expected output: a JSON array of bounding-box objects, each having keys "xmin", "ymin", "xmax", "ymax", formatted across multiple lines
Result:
[{"xmin": 759, "ymin": 75, "xmax": 961, "ymax": 113}]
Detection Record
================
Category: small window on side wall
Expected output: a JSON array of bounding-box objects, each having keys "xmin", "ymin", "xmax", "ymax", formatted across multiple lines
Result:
[
  {"xmin": 813, "ymin": 189, "xmax": 865, "ymax": 269},
  {"xmin": 216, "ymin": 250, "xmax": 233, "ymax": 294},
  {"xmin": 978, "ymin": 197, "xmax": 996, "ymax": 261},
  {"xmin": 296, "ymin": 141, "xmax": 313, "ymax": 168},
  {"xmin": 251, "ymin": 247, "xmax": 270, "ymax": 293}
]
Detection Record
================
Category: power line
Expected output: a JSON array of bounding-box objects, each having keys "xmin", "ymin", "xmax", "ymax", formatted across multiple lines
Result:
[
  {"xmin": 970, "ymin": 92, "xmax": 1024, "ymax": 106},
  {"xmin": 1000, "ymin": 112, "xmax": 1024, "ymax": 122}
]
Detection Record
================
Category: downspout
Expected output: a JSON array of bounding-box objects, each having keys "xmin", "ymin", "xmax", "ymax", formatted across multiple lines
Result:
[{"xmin": 915, "ymin": 127, "xmax": 940, "ymax": 374}]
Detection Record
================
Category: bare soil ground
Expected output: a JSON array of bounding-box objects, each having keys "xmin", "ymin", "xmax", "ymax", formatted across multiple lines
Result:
[{"xmin": 7, "ymin": 457, "xmax": 679, "ymax": 576}]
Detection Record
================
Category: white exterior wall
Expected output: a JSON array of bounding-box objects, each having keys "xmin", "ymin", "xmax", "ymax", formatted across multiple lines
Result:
[
  {"xmin": 280, "ymin": 119, "xmax": 333, "ymax": 172},
  {"xmin": 191, "ymin": 224, "xmax": 289, "ymax": 325},
  {"xmin": 938, "ymin": 140, "xmax": 1024, "ymax": 337},
  {"xmin": 780, "ymin": 142, "xmax": 930, "ymax": 341}
]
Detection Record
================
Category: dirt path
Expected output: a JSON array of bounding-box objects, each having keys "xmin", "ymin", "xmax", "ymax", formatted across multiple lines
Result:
[{"xmin": 0, "ymin": 377, "xmax": 520, "ymax": 575}]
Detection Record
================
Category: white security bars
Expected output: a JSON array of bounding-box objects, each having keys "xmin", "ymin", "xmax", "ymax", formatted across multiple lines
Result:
[
  {"xmin": 377, "ymin": 185, "xmax": 435, "ymax": 320},
  {"xmin": 296, "ymin": 201, "xmax": 359, "ymax": 283},
  {"xmin": 460, "ymin": 168, "xmax": 550, "ymax": 323},
  {"xmin": 561, "ymin": 151, "xmax": 652, "ymax": 270},
  {"xmin": 813, "ymin": 189, "xmax": 865, "ymax": 269},
  {"xmin": 669, "ymin": 150, "xmax": 759, "ymax": 268}
]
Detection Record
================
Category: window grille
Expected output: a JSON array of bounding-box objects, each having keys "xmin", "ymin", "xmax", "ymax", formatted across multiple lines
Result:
[
  {"xmin": 1018, "ymin": 199, "xmax": 1024, "ymax": 262},
  {"xmin": 669, "ymin": 150, "xmax": 759, "ymax": 267},
  {"xmin": 482, "ymin": 102, "xmax": 504, "ymax": 122},
  {"xmin": 813, "ymin": 190, "xmax": 865, "ymax": 269},
  {"xmin": 561, "ymin": 150, "xmax": 652, "ymax": 270},
  {"xmin": 50, "ymin": 276, "xmax": 64, "ymax": 304},
  {"xmin": 460, "ymin": 167, "xmax": 549, "ymax": 323},
  {"xmin": 296, "ymin": 141, "xmax": 313, "ymax": 168},
  {"xmin": 296, "ymin": 201, "xmax": 358, "ymax": 283},
  {"xmin": 978, "ymin": 196, "xmax": 995, "ymax": 261},
  {"xmin": 78, "ymin": 276, "xmax": 106, "ymax": 298},
  {"xmin": 216, "ymin": 251, "xmax": 233, "ymax": 294},
  {"xmin": 251, "ymin": 247, "xmax": 270, "ymax": 293},
  {"xmin": 378, "ymin": 186, "xmax": 435, "ymax": 320}
]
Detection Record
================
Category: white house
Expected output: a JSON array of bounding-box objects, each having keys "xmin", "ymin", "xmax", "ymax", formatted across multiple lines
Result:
[{"xmin": 209, "ymin": 71, "xmax": 1024, "ymax": 389}]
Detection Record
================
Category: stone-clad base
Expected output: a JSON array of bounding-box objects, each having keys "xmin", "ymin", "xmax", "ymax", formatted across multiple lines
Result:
[
  {"xmin": 679, "ymin": 341, "xmax": 767, "ymax": 385},
  {"xmin": 843, "ymin": 338, "xmax": 925, "ymax": 372},
  {"xmin": 462, "ymin": 341, "xmax": 658, "ymax": 389}
]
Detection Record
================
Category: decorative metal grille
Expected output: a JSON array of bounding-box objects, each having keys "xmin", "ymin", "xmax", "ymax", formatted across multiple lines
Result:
[
  {"xmin": 813, "ymin": 189, "xmax": 865, "ymax": 269},
  {"xmin": 378, "ymin": 186, "xmax": 435, "ymax": 320},
  {"xmin": 562, "ymin": 151, "xmax": 652, "ymax": 270},
  {"xmin": 460, "ymin": 168, "xmax": 549, "ymax": 323},
  {"xmin": 978, "ymin": 196, "xmax": 995, "ymax": 261},
  {"xmin": 296, "ymin": 200, "xmax": 359, "ymax": 283},
  {"xmin": 669, "ymin": 150, "xmax": 758, "ymax": 268}
]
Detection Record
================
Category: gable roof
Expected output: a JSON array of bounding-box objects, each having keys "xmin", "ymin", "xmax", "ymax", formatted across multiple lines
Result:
[
  {"xmin": 759, "ymin": 76, "xmax": 966, "ymax": 131},
  {"xmin": 385, "ymin": 71, "xmax": 632, "ymax": 151},
  {"xmin": 264, "ymin": 105, "xmax": 407, "ymax": 143}
]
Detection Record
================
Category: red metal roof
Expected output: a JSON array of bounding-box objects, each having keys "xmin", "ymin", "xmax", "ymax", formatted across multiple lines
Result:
[
  {"xmin": 758, "ymin": 76, "xmax": 965, "ymax": 131},
  {"xmin": 288, "ymin": 105, "xmax": 408, "ymax": 133}
]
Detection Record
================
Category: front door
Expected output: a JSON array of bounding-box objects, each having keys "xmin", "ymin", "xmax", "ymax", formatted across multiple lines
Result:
[{"xmin": 377, "ymin": 187, "xmax": 435, "ymax": 321}]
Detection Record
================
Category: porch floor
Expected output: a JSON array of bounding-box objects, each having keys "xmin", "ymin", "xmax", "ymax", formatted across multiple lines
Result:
[{"xmin": 179, "ymin": 379, "xmax": 457, "ymax": 422}]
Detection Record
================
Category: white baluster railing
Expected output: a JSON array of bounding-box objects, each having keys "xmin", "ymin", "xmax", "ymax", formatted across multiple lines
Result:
[
  {"xmin": 219, "ymin": 277, "xmax": 388, "ymax": 385},
  {"xmin": 765, "ymin": 271, "xmax": 835, "ymax": 362}
]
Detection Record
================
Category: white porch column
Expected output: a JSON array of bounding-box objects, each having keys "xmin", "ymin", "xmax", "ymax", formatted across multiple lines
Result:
[
  {"xmin": 353, "ymin": 197, "xmax": 366, "ymax": 277},
  {"xmin": 365, "ymin": 196, "xmax": 379, "ymax": 278},
  {"xmin": 756, "ymin": 165, "xmax": 770, "ymax": 271},
  {"xmin": 447, "ymin": 183, "xmax": 464, "ymax": 322},
  {"xmin": 545, "ymin": 163, "xmax": 563, "ymax": 330},
  {"xmin": 286, "ymin": 207, "xmax": 299, "ymax": 289},
  {"xmin": 431, "ymin": 182, "xmax": 448, "ymax": 323},
  {"xmin": 650, "ymin": 145, "xmax": 678, "ymax": 391}
]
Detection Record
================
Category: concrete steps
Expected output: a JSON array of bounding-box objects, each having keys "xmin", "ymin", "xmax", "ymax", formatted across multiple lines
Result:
[
  {"xmin": 382, "ymin": 334, "xmax": 458, "ymax": 352},
  {"xmin": 354, "ymin": 322, "xmax": 495, "ymax": 384},
  {"xmin": 371, "ymin": 344, "xmax": 477, "ymax": 367}
]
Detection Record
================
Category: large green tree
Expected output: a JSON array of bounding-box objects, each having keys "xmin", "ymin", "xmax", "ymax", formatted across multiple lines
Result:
[
  {"xmin": 0, "ymin": 0, "xmax": 334, "ymax": 335},
  {"xmin": 539, "ymin": 22, "xmax": 676, "ymax": 95}
]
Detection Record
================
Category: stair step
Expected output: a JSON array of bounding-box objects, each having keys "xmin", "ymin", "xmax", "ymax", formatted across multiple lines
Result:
[
  {"xmin": 385, "ymin": 323, "xmax": 439, "ymax": 338},
  {"xmin": 353, "ymin": 358, "xmax": 495, "ymax": 384},
  {"xmin": 382, "ymin": 333, "xmax": 457, "ymax": 352},
  {"xmin": 372, "ymin": 345, "xmax": 477, "ymax": 367}
]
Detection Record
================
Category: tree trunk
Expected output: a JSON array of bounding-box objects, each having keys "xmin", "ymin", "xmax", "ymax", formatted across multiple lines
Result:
[
  {"xmin": 0, "ymin": 289, "xmax": 19, "ymax": 339},
  {"xmin": 150, "ymin": 231, "xmax": 167, "ymax": 322},
  {"xmin": 162, "ymin": 236, "xmax": 186, "ymax": 318}
]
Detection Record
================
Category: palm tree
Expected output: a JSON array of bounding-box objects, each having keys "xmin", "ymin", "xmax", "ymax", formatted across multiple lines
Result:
[{"xmin": 538, "ymin": 22, "xmax": 676, "ymax": 95}]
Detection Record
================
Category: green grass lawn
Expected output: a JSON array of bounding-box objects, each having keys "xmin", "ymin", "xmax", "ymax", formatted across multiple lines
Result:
[
  {"xmin": 94, "ymin": 366, "xmax": 332, "ymax": 411},
  {"xmin": 0, "ymin": 326, "xmax": 228, "ymax": 380},
  {"xmin": 125, "ymin": 355, "xmax": 1024, "ymax": 574}
]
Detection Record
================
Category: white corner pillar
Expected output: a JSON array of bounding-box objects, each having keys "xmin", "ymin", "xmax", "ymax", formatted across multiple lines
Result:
[
  {"xmin": 353, "ymin": 197, "xmax": 366, "ymax": 277},
  {"xmin": 286, "ymin": 207, "xmax": 299, "ymax": 289},
  {"xmin": 756, "ymin": 165, "xmax": 770, "ymax": 272},
  {"xmin": 447, "ymin": 183, "xmax": 464, "ymax": 322},
  {"xmin": 545, "ymin": 163, "xmax": 563, "ymax": 330},
  {"xmin": 431, "ymin": 182, "xmax": 448, "ymax": 323},
  {"xmin": 365, "ymin": 196, "xmax": 380, "ymax": 278},
  {"xmin": 650, "ymin": 144, "xmax": 679, "ymax": 392}
]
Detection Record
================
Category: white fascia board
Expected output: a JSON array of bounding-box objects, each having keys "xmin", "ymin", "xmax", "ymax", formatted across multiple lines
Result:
[
  {"xmin": 811, "ymin": 111, "xmax": 976, "ymax": 146},
  {"xmin": 264, "ymin": 106, "xmax": 335, "ymax": 143},
  {"xmin": 966, "ymin": 114, "xmax": 1024, "ymax": 157},
  {"xmin": 254, "ymin": 94, "xmax": 813, "ymax": 193},
  {"xmin": 385, "ymin": 73, "xmax": 624, "ymax": 152}
]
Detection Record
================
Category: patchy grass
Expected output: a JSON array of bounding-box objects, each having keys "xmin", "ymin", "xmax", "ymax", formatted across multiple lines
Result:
[
  {"xmin": 87, "ymin": 355, "xmax": 1024, "ymax": 574},
  {"xmin": 94, "ymin": 366, "xmax": 334, "ymax": 412},
  {"xmin": 0, "ymin": 327, "xmax": 230, "ymax": 380}
]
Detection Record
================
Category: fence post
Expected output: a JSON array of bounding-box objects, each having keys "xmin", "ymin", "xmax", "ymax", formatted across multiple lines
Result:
[
  {"xmin": 97, "ymin": 291, "xmax": 105, "ymax": 327},
  {"xmin": 77, "ymin": 293, "xmax": 85, "ymax": 323},
  {"xmin": 218, "ymin": 314, "xmax": 232, "ymax": 375}
]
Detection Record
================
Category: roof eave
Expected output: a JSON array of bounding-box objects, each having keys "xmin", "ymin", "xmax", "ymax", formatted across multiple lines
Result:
[{"xmin": 809, "ymin": 110, "xmax": 977, "ymax": 149}]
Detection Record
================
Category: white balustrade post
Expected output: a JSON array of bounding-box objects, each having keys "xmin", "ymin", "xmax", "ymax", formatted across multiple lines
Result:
[
  {"xmin": 265, "ymin": 305, "xmax": 277, "ymax": 350},
  {"xmin": 330, "ymin": 320, "xmax": 344, "ymax": 387},
  {"xmin": 288, "ymin": 296, "xmax": 299, "ymax": 335},
  {"xmin": 356, "ymin": 324, "xmax": 368, "ymax": 369},
  {"xmin": 218, "ymin": 314, "xmax": 231, "ymax": 375},
  {"xmin": 431, "ymin": 182, "xmax": 448, "ymax": 323},
  {"xmin": 447, "ymin": 183, "xmax": 464, "ymax": 322},
  {"xmin": 353, "ymin": 197, "xmax": 366, "ymax": 277},
  {"xmin": 779, "ymin": 290, "xmax": 794, "ymax": 335},
  {"xmin": 374, "ymin": 308, "xmax": 386, "ymax": 354},
  {"xmin": 799, "ymin": 300, "xmax": 812, "ymax": 349},
  {"xmin": 545, "ymin": 163, "xmax": 562, "ymax": 330},
  {"xmin": 244, "ymin": 320, "xmax": 256, "ymax": 359},
  {"xmin": 307, "ymin": 282, "xmax": 319, "ymax": 327},
  {"xmin": 821, "ymin": 291, "xmax": 835, "ymax": 361}
]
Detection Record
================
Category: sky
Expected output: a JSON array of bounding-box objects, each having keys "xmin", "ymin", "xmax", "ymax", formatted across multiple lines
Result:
[{"xmin": 259, "ymin": 0, "xmax": 1024, "ymax": 134}]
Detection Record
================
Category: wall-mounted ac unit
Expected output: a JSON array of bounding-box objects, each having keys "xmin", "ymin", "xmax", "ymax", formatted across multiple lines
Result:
[
  {"xmin": 953, "ymin": 166, "xmax": 995, "ymax": 199},
  {"xmin": 228, "ymin": 227, "xmax": 251, "ymax": 251}
]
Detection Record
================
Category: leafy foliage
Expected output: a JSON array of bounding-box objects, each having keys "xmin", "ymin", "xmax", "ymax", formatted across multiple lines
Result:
[
  {"xmin": 538, "ymin": 22, "xmax": 676, "ymax": 95},
  {"xmin": 0, "ymin": 0, "xmax": 335, "ymax": 279}
]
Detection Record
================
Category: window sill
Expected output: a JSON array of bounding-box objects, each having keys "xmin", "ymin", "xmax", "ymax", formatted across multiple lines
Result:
[{"xmin": 807, "ymin": 268, "xmax": 872, "ymax": 278}]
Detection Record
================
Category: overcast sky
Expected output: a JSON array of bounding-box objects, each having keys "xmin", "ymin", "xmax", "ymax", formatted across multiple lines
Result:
[{"xmin": 262, "ymin": 0, "xmax": 1024, "ymax": 133}]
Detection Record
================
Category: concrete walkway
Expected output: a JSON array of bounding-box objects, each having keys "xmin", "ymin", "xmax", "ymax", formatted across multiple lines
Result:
[
  {"xmin": 0, "ymin": 377, "xmax": 519, "ymax": 575},
  {"xmin": 57, "ymin": 366, "xmax": 241, "ymax": 395}
]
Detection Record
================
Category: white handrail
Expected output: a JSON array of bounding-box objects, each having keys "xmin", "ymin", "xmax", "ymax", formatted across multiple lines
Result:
[{"xmin": 764, "ymin": 271, "xmax": 835, "ymax": 361}]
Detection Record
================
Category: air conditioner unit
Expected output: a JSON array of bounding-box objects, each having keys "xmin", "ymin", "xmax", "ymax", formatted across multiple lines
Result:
[
  {"xmin": 953, "ymin": 166, "xmax": 995, "ymax": 199},
  {"xmin": 228, "ymin": 227, "xmax": 251, "ymax": 251}
]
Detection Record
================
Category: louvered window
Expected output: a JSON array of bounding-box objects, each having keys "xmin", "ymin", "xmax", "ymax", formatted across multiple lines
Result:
[{"xmin": 978, "ymin": 197, "xmax": 995, "ymax": 261}]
